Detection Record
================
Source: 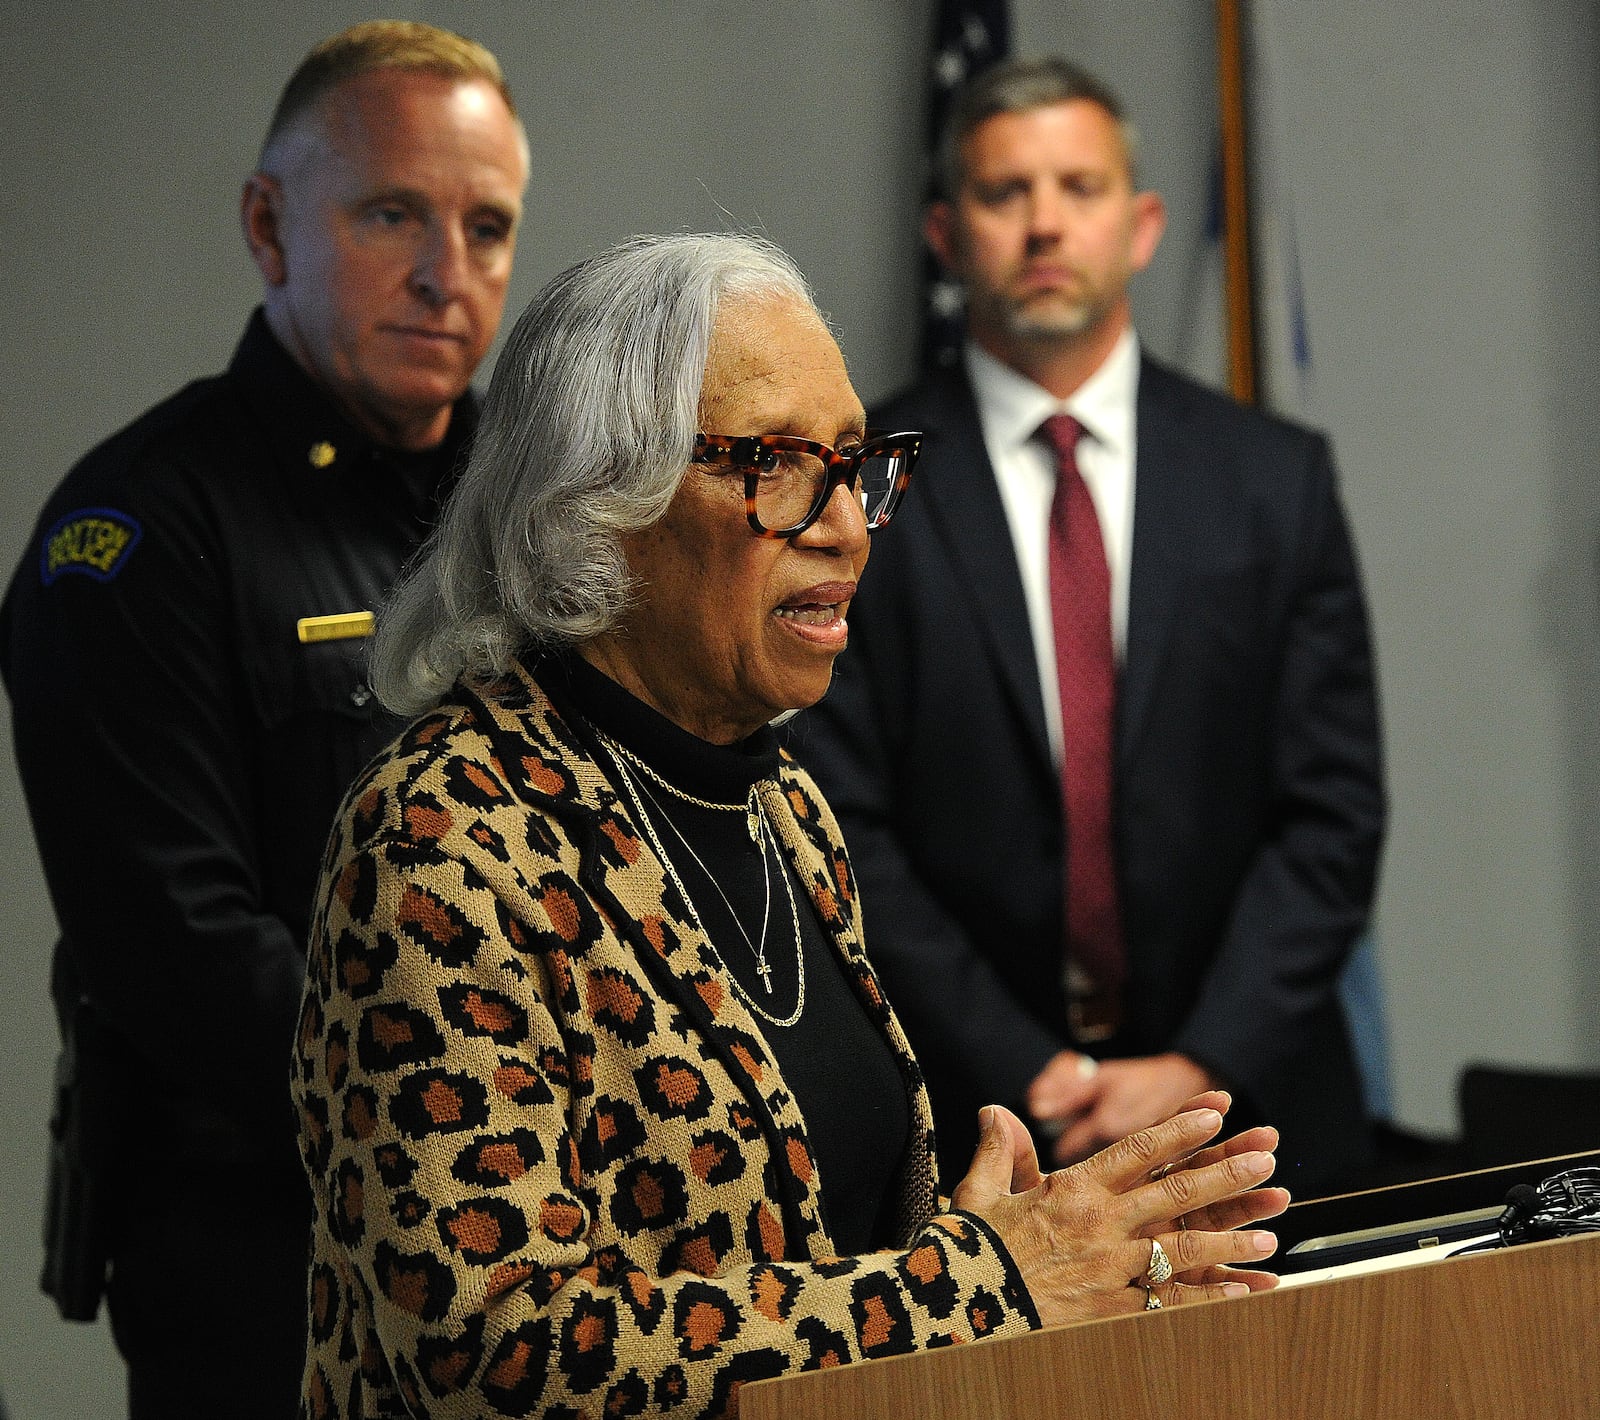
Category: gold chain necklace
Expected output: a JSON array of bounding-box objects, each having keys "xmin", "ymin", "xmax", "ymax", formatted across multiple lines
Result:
[
  {"xmin": 596, "ymin": 732, "xmax": 805, "ymax": 1028},
  {"xmin": 604, "ymin": 734, "xmax": 762, "ymax": 843}
]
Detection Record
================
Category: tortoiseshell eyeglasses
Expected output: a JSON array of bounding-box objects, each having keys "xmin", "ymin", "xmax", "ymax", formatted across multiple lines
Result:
[{"xmin": 691, "ymin": 430, "xmax": 923, "ymax": 539}]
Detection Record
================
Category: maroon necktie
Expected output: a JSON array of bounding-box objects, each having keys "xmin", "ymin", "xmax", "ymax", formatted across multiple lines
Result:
[{"xmin": 1041, "ymin": 413, "xmax": 1125, "ymax": 1032}]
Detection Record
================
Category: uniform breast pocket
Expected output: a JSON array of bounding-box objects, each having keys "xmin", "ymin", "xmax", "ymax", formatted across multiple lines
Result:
[
  {"xmin": 245, "ymin": 627, "xmax": 402, "ymax": 926},
  {"xmin": 248, "ymin": 630, "xmax": 378, "ymax": 733}
]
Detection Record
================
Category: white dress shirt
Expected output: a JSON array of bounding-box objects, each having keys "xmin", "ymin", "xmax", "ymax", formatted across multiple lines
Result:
[{"xmin": 964, "ymin": 329, "xmax": 1140, "ymax": 765}]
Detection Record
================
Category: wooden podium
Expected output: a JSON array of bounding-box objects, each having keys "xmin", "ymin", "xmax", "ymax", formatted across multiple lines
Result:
[{"xmin": 741, "ymin": 1155, "xmax": 1600, "ymax": 1420}]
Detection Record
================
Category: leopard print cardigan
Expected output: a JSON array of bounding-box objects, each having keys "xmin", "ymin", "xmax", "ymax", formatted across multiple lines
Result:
[{"xmin": 291, "ymin": 660, "xmax": 1038, "ymax": 1418}]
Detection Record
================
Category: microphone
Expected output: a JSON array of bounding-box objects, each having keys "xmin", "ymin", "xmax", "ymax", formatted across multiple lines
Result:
[
  {"xmin": 1497, "ymin": 1183, "xmax": 1543, "ymax": 1245},
  {"xmin": 1498, "ymin": 1170, "xmax": 1600, "ymax": 1247}
]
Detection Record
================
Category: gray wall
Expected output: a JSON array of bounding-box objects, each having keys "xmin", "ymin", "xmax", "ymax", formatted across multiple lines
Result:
[{"xmin": 2, "ymin": 1, "xmax": 1596, "ymax": 1412}]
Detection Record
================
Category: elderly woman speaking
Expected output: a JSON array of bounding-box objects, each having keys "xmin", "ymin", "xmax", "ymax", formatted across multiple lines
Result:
[{"xmin": 291, "ymin": 233, "xmax": 1287, "ymax": 1418}]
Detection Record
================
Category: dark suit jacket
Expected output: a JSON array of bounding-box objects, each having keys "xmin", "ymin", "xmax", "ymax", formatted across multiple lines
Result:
[{"xmin": 787, "ymin": 353, "xmax": 1385, "ymax": 1193}]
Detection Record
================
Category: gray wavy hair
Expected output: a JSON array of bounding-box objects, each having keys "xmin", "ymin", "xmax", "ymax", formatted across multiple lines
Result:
[{"xmin": 370, "ymin": 232, "xmax": 817, "ymax": 717}]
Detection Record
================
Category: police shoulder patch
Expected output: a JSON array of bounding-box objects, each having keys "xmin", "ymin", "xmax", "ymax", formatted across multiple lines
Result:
[{"xmin": 41, "ymin": 507, "xmax": 143, "ymax": 585}]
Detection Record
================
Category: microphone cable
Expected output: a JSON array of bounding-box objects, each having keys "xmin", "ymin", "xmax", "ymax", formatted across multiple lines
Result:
[
  {"xmin": 1453, "ymin": 1166, "xmax": 1600, "ymax": 1256},
  {"xmin": 1498, "ymin": 1167, "xmax": 1600, "ymax": 1244}
]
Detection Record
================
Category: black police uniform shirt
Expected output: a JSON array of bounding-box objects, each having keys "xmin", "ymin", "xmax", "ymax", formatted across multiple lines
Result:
[{"xmin": 1, "ymin": 310, "xmax": 475, "ymax": 1177}]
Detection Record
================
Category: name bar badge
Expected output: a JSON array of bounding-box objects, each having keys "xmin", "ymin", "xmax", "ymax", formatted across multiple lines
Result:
[{"xmin": 297, "ymin": 611, "xmax": 376, "ymax": 644}]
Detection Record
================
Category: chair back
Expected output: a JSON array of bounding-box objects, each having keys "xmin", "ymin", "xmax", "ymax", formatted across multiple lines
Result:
[{"xmin": 1459, "ymin": 1064, "xmax": 1600, "ymax": 1169}]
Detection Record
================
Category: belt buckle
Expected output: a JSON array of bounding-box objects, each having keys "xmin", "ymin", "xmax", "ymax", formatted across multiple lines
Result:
[{"xmin": 1069, "ymin": 989, "xmax": 1121, "ymax": 1044}]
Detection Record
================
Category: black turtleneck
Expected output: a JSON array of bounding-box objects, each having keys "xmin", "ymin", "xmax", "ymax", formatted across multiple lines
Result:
[{"xmin": 539, "ymin": 650, "xmax": 912, "ymax": 1253}]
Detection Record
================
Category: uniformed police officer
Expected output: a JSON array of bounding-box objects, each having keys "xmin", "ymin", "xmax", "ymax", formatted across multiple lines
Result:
[{"xmin": 1, "ymin": 22, "xmax": 529, "ymax": 1417}]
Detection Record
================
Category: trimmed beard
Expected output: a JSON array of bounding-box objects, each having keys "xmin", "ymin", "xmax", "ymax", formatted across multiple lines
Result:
[{"xmin": 999, "ymin": 293, "xmax": 1097, "ymax": 342}]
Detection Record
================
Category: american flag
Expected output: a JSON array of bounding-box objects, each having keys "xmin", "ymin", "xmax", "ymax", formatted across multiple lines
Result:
[{"xmin": 920, "ymin": 0, "xmax": 1012, "ymax": 372}]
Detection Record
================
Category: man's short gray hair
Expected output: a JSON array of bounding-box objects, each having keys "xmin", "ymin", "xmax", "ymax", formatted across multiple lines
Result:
[
  {"xmin": 934, "ymin": 56, "xmax": 1140, "ymax": 198},
  {"xmin": 370, "ymin": 232, "xmax": 817, "ymax": 717}
]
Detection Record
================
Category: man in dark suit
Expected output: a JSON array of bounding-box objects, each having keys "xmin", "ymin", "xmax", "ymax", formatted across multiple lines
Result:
[{"xmin": 790, "ymin": 57, "xmax": 1384, "ymax": 1193}]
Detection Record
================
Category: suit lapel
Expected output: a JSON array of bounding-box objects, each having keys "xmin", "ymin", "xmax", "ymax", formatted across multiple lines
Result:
[
  {"xmin": 1120, "ymin": 357, "xmax": 1199, "ymax": 766},
  {"xmin": 919, "ymin": 372, "xmax": 1054, "ymax": 776}
]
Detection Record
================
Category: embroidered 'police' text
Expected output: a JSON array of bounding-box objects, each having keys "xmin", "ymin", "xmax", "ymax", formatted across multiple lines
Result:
[{"xmin": 41, "ymin": 509, "xmax": 143, "ymax": 585}]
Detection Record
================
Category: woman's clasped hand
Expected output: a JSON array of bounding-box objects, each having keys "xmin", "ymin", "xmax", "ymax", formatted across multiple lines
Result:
[{"xmin": 951, "ymin": 1090, "xmax": 1289, "ymax": 1325}]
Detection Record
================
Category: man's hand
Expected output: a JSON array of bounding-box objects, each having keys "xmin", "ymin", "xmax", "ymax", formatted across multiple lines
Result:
[{"xmin": 1028, "ymin": 1051, "xmax": 1223, "ymax": 1166}]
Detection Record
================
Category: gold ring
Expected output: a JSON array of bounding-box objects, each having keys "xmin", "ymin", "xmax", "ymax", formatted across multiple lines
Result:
[
  {"xmin": 1143, "ymin": 1285, "xmax": 1162, "ymax": 1311},
  {"xmin": 1146, "ymin": 1237, "xmax": 1174, "ymax": 1286},
  {"xmin": 1151, "ymin": 1161, "xmax": 1175, "ymax": 1181}
]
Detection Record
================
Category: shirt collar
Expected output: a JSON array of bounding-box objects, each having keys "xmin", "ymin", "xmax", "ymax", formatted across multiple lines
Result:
[
  {"xmin": 964, "ymin": 326, "xmax": 1140, "ymax": 457},
  {"xmin": 226, "ymin": 307, "xmax": 479, "ymax": 485}
]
